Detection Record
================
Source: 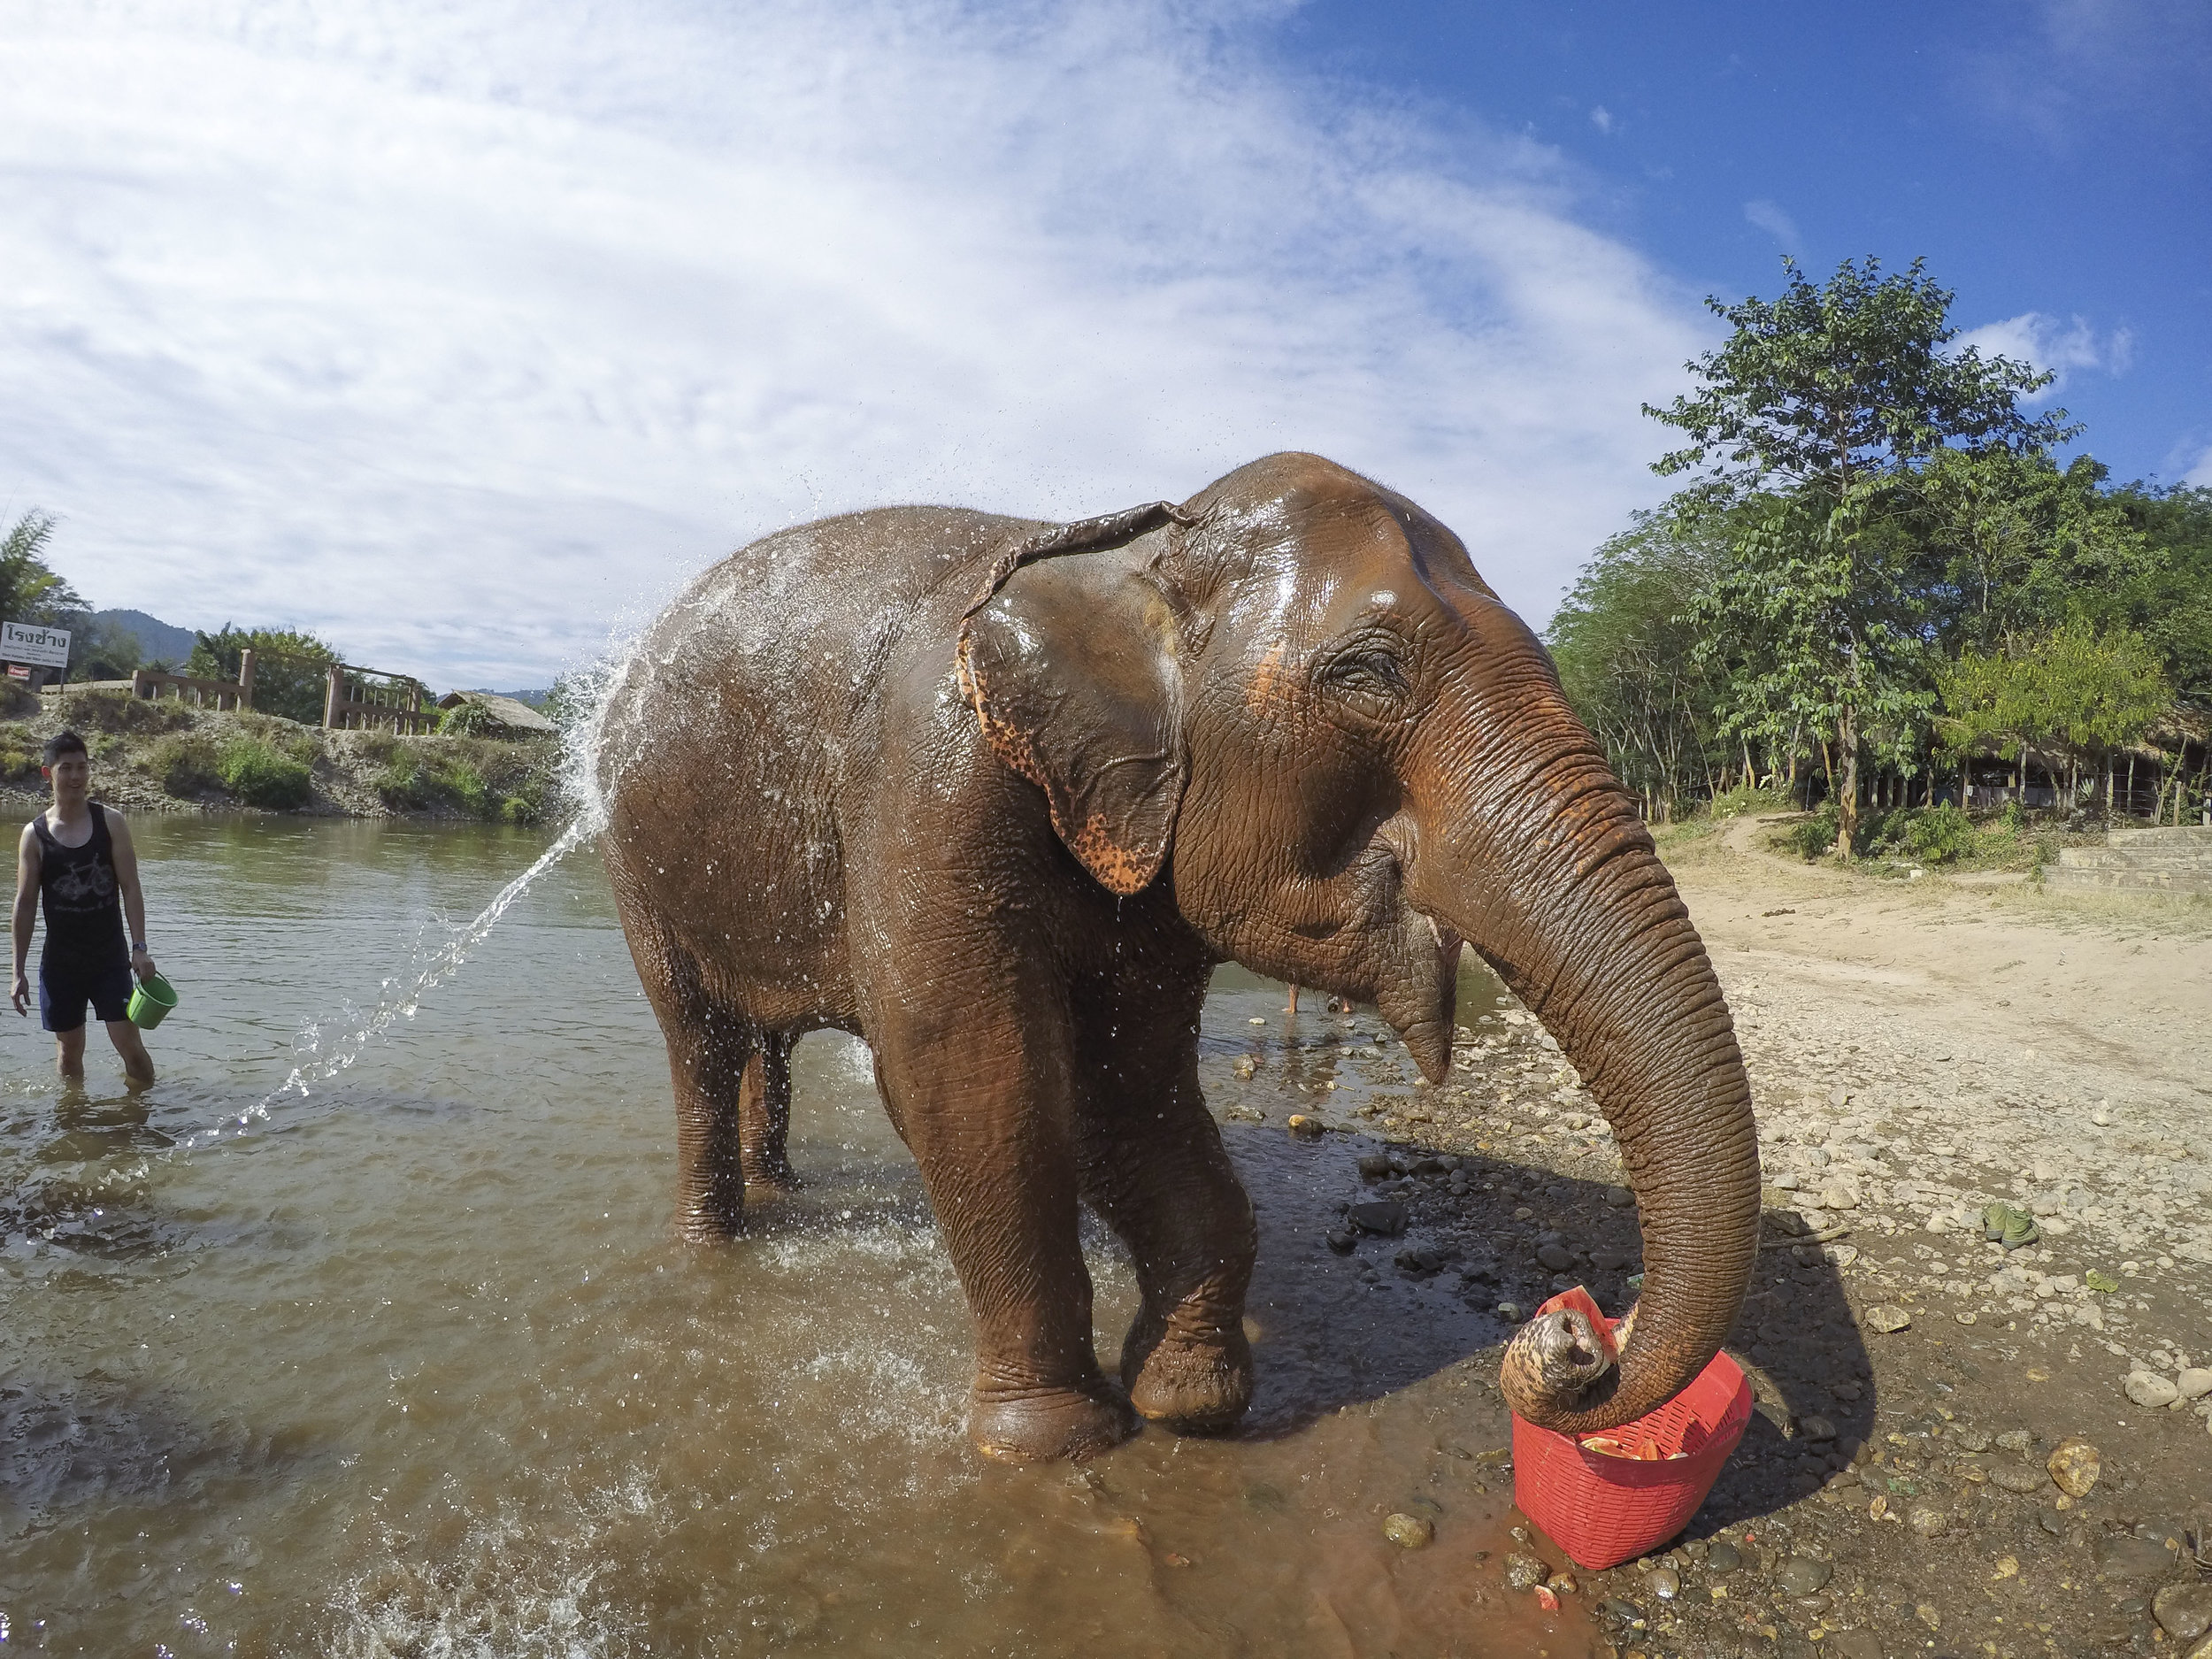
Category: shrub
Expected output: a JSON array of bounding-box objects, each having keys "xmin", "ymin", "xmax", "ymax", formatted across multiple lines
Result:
[
  {"xmin": 496, "ymin": 762, "xmax": 559, "ymax": 826},
  {"xmin": 1904, "ymin": 804, "xmax": 1977, "ymax": 864},
  {"xmin": 438, "ymin": 699, "xmax": 500, "ymax": 737},
  {"xmin": 375, "ymin": 749, "xmax": 427, "ymax": 810},
  {"xmin": 348, "ymin": 729, "xmax": 399, "ymax": 768},
  {"xmin": 0, "ymin": 726, "xmax": 40, "ymax": 781},
  {"xmin": 1858, "ymin": 807, "xmax": 1908, "ymax": 853},
  {"xmin": 145, "ymin": 733, "xmax": 222, "ymax": 797},
  {"xmin": 378, "ymin": 745, "xmax": 488, "ymax": 817},
  {"xmin": 1997, "ymin": 798, "xmax": 2028, "ymax": 834},
  {"xmin": 438, "ymin": 759, "xmax": 491, "ymax": 818},
  {"xmin": 219, "ymin": 736, "xmax": 313, "ymax": 810},
  {"xmin": 373, "ymin": 735, "xmax": 560, "ymax": 821},
  {"xmin": 1776, "ymin": 804, "xmax": 1839, "ymax": 861},
  {"xmin": 1706, "ymin": 784, "xmax": 1792, "ymax": 819}
]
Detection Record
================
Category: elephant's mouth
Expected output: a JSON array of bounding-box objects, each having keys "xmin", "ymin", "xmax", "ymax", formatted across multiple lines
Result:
[{"xmin": 1286, "ymin": 822, "xmax": 1463, "ymax": 1084}]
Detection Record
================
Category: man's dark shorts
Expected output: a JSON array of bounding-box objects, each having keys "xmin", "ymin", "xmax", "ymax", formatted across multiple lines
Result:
[{"xmin": 39, "ymin": 959, "xmax": 134, "ymax": 1033}]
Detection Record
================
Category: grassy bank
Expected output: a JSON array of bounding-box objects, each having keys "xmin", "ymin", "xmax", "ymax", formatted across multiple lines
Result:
[
  {"xmin": 1652, "ymin": 786, "xmax": 2131, "ymax": 880},
  {"xmin": 0, "ymin": 688, "xmax": 562, "ymax": 823}
]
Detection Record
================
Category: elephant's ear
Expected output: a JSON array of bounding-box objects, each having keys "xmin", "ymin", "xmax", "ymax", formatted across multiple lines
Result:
[{"xmin": 956, "ymin": 503, "xmax": 1194, "ymax": 895}]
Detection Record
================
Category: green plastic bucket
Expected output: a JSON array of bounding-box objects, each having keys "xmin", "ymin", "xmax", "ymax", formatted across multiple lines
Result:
[{"xmin": 127, "ymin": 972, "xmax": 178, "ymax": 1030}]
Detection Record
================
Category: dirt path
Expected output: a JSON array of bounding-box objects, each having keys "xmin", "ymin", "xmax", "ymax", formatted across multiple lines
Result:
[{"xmin": 1689, "ymin": 812, "xmax": 2208, "ymax": 1102}]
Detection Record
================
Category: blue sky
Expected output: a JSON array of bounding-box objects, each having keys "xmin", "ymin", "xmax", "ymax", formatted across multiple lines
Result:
[
  {"xmin": 1, "ymin": 1, "xmax": 2204, "ymax": 686},
  {"xmin": 1279, "ymin": 0, "xmax": 2210, "ymax": 482}
]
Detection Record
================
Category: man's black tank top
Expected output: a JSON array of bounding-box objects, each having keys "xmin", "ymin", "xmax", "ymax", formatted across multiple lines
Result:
[{"xmin": 33, "ymin": 805, "xmax": 128, "ymax": 972}]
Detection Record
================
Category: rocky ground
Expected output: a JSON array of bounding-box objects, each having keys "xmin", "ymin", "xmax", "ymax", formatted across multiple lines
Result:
[{"xmin": 1213, "ymin": 814, "xmax": 2212, "ymax": 1657}]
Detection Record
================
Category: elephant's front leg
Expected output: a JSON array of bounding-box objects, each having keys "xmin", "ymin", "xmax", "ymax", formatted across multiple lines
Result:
[
  {"xmin": 1076, "ymin": 1034, "xmax": 1256, "ymax": 1432},
  {"xmin": 873, "ymin": 1000, "xmax": 1137, "ymax": 1463}
]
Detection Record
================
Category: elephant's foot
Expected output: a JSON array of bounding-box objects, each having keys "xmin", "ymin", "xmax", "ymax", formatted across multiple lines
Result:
[
  {"xmin": 969, "ymin": 1383, "xmax": 1138, "ymax": 1463},
  {"xmin": 1121, "ymin": 1311, "xmax": 1253, "ymax": 1432},
  {"xmin": 742, "ymin": 1154, "xmax": 804, "ymax": 1194},
  {"xmin": 673, "ymin": 1188, "xmax": 746, "ymax": 1242}
]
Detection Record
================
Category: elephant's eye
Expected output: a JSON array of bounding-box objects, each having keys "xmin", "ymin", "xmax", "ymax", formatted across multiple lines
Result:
[{"xmin": 1320, "ymin": 646, "xmax": 1409, "ymax": 705}]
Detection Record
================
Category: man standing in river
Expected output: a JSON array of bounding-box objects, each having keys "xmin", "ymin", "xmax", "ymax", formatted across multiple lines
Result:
[{"xmin": 10, "ymin": 731, "xmax": 157, "ymax": 1085}]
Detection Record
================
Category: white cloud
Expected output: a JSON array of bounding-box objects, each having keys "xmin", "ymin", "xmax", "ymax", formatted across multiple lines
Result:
[
  {"xmin": 1589, "ymin": 105, "xmax": 1614, "ymax": 134},
  {"xmin": 1954, "ymin": 311, "xmax": 2131, "ymax": 398},
  {"xmin": 0, "ymin": 0, "xmax": 1710, "ymax": 686},
  {"xmin": 2185, "ymin": 447, "xmax": 2212, "ymax": 488},
  {"xmin": 1742, "ymin": 198, "xmax": 1799, "ymax": 250},
  {"xmin": 1964, "ymin": 0, "xmax": 2212, "ymax": 153}
]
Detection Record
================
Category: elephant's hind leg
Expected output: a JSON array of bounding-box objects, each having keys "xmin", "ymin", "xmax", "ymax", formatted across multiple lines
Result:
[
  {"xmin": 739, "ymin": 1033, "xmax": 803, "ymax": 1192},
  {"xmin": 621, "ymin": 907, "xmax": 756, "ymax": 1240}
]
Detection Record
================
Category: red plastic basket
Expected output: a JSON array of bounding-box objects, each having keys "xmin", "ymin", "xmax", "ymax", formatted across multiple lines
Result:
[{"xmin": 1509, "ymin": 1286, "xmax": 1754, "ymax": 1571}]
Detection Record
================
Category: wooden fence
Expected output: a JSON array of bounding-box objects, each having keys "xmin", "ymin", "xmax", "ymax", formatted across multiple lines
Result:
[
  {"xmin": 324, "ymin": 663, "xmax": 436, "ymax": 733},
  {"xmin": 129, "ymin": 649, "xmax": 256, "ymax": 711}
]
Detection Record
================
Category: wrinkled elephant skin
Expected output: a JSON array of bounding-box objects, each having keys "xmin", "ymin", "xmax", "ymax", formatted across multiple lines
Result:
[{"xmin": 600, "ymin": 453, "xmax": 1759, "ymax": 1461}]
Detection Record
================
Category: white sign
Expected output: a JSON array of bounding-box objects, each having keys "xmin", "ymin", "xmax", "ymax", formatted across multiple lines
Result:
[{"xmin": 1, "ymin": 621, "xmax": 70, "ymax": 669}]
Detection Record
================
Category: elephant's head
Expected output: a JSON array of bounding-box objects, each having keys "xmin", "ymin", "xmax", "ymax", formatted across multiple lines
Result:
[{"xmin": 956, "ymin": 453, "xmax": 1759, "ymax": 1432}]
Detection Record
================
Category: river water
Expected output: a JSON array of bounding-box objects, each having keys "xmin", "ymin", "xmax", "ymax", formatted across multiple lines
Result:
[{"xmin": 0, "ymin": 818, "xmax": 1603, "ymax": 1656}]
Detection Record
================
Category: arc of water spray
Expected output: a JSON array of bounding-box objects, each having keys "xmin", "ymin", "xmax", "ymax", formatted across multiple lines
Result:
[
  {"xmin": 227, "ymin": 813, "xmax": 597, "ymax": 1131},
  {"xmin": 180, "ymin": 640, "xmax": 658, "ymax": 1149}
]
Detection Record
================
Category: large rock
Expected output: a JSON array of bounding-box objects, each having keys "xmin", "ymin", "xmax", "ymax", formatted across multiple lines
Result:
[
  {"xmin": 2125, "ymin": 1371, "xmax": 2182, "ymax": 1409},
  {"xmin": 1776, "ymin": 1555, "xmax": 1832, "ymax": 1596},
  {"xmin": 2093, "ymin": 1531, "xmax": 2178, "ymax": 1581},
  {"xmin": 1383, "ymin": 1513, "xmax": 1434, "ymax": 1549},
  {"xmin": 1348, "ymin": 1201, "xmax": 1409, "ymax": 1237},
  {"xmin": 2155, "ymin": 1582, "xmax": 2212, "ymax": 1643},
  {"xmin": 2046, "ymin": 1438, "xmax": 2101, "ymax": 1499}
]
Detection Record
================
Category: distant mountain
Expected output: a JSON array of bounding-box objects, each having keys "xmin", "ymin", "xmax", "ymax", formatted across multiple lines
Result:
[{"xmin": 92, "ymin": 609, "xmax": 199, "ymax": 666}]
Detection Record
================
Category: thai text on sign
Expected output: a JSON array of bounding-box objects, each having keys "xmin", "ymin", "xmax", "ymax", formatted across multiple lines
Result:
[{"xmin": 0, "ymin": 621, "xmax": 70, "ymax": 669}]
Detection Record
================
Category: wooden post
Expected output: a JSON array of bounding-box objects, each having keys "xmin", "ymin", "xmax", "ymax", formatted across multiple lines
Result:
[
  {"xmin": 325, "ymin": 662, "xmax": 344, "ymax": 729},
  {"xmin": 238, "ymin": 648, "xmax": 256, "ymax": 711}
]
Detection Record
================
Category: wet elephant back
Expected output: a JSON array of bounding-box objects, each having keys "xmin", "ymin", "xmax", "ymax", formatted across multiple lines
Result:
[{"xmin": 600, "ymin": 506, "xmax": 1034, "ymax": 1018}]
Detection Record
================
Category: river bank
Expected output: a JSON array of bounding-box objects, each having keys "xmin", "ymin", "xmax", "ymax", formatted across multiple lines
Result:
[
  {"xmin": 0, "ymin": 687, "xmax": 561, "ymax": 822},
  {"xmin": 1219, "ymin": 815, "xmax": 2210, "ymax": 1654}
]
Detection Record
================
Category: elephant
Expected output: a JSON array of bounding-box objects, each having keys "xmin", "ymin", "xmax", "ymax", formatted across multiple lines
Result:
[{"xmin": 596, "ymin": 452, "xmax": 1759, "ymax": 1463}]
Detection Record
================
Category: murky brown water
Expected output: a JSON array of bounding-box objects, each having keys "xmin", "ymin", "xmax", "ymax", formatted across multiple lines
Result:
[{"xmin": 0, "ymin": 818, "xmax": 1602, "ymax": 1655}]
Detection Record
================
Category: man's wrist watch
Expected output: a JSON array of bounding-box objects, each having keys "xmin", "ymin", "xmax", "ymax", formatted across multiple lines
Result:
[{"xmin": 131, "ymin": 940, "xmax": 148, "ymax": 952}]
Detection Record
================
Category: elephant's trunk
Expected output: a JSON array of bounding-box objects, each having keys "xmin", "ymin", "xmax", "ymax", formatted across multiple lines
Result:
[{"xmin": 1406, "ymin": 719, "xmax": 1760, "ymax": 1434}]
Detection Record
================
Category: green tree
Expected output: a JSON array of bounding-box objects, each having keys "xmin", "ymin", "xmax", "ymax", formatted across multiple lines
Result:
[
  {"xmin": 1909, "ymin": 449, "xmax": 2157, "ymax": 656},
  {"xmin": 70, "ymin": 615, "xmax": 142, "ymax": 680},
  {"xmin": 1937, "ymin": 620, "xmax": 2169, "ymax": 810},
  {"xmin": 189, "ymin": 626, "xmax": 340, "ymax": 726},
  {"xmin": 1647, "ymin": 256, "xmax": 2075, "ymax": 855},
  {"xmin": 2105, "ymin": 483, "xmax": 2212, "ymax": 708},
  {"xmin": 1546, "ymin": 510, "xmax": 1733, "ymax": 818},
  {"xmin": 0, "ymin": 511, "xmax": 86, "ymax": 631}
]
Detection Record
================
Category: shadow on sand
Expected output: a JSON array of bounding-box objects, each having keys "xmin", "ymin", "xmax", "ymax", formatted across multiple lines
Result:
[{"xmin": 1214, "ymin": 1112, "xmax": 1876, "ymax": 1541}]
